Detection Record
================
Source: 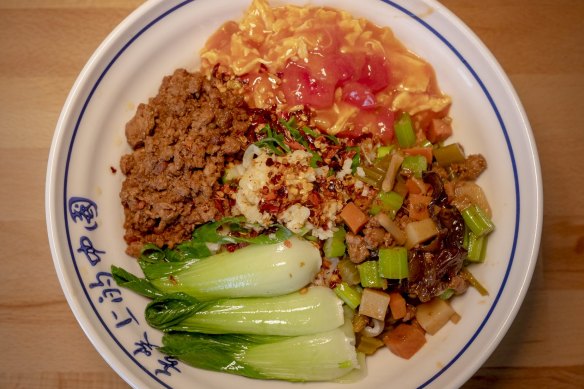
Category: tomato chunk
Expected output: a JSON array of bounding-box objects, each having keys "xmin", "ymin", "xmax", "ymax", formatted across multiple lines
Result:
[
  {"xmin": 358, "ymin": 54, "xmax": 390, "ymax": 93},
  {"xmin": 281, "ymin": 61, "xmax": 336, "ymax": 109},
  {"xmin": 342, "ymin": 82, "xmax": 377, "ymax": 109}
]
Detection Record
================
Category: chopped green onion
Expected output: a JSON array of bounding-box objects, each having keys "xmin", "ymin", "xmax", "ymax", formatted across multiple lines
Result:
[
  {"xmin": 401, "ymin": 155, "xmax": 427, "ymax": 178},
  {"xmin": 324, "ymin": 227, "xmax": 347, "ymax": 258},
  {"xmin": 378, "ymin": 247, "xmax": 409, "ymax": 279},
  {"xmin": 466, "ymin": 231, "xmax": 488, "ymax": 262},
  {"xmin": 394, "ymin": 112, "xmax": 416, "ymax": 148},
  {"xmin": 434, "ymin": 143, "xmax": 466, "ymax": 166},
  {"xmin": 376, "ymin": 145, "xmax": 394, "ymax": 159},
  {"xmin": 357, "ymin": 261, "xmax": 387, "ymax": 289},
  {"xmin": 334, "ymin": 282, "xmax": 362, "ymax": 310},
  {"xmin": 419, "ymin": 139, "xmax": 433, "ymax": 148},
  {"xmin": 461, "ymin": 204, "xmax": 495, "ymax": 237}
]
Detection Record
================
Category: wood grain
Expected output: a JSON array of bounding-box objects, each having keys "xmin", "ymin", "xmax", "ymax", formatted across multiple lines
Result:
[{"xmin": 0, "ymin": 0, "xmax": 582, "ymax": 388}]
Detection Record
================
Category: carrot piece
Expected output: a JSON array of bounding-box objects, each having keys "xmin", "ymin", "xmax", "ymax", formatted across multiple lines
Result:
[
  {"xmin": 388, "ymin": 292, "xmax": 407, "ymax": 320},
  {"xmin": 383, "ymin": 323, "xmax": 427, "ymax": 360},
  {"xmin": 340, "ymin": 202, "xmax": 369, "ymax": 234},
  {"xmin": 405, "ymin": 177, "xmax": 428, "ymax": 195},
  {"xmin": 407, "ymin": 194, "xmax": 432, "ymax": 221},
  {"xmin": 427, "ymin": 118, "xmax": 452, "ymax": 143},
  {"xmin": 403, "ymin": 147, "xmax": 433, "ymax": 164}
]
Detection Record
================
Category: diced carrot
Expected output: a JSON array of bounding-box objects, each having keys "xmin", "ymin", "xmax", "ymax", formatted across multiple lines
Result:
[
  {"xmin": 383, "ymin": 323, "xmax": 427, "ymax": 360},
  {"xmin": 340, "ymin": 202, "xmax": 369, "ymax": 234},
  {"xmin": 405, "ymin": 177, "xmax": 428, "ymax": 195},
  {"xmin": 407, "ymin": 194, "xmax": 432, "ymax": 221},
  {"xmin": 427, "ymin": 118, "xmax": 452, "ymax": 143},
  {"xmin": 388, "ymin": 292, "xmax": 407, "ymax": 320},
  {"xmin": 403, "ymin": 147, "xmax": 433, "ymax": 164}
]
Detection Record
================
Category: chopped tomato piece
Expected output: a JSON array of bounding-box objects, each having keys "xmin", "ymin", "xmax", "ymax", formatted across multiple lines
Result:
[
  {"xmin": 352, "ymin": 107, "xmax": 395, "ymax": 145},
  {"xmin": 280, "ymin": 61, "xmax": 336, "ymax": 109},
  {"xmin": 358, "ymin": 54, "xmax": 390, "ymax": 93},
  {"xmin": 342, "ymin": 82, "xmax": 377, "ymax": 109}
]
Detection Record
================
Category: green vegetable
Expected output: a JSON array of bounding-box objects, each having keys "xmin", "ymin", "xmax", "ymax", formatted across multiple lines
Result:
[
  {"xmin": 401, "ymin": 155, "xmax": 427, "ymax": 178},
  {"xmin": 147, "ymin": 287, "xmax": 344, "ymax": 336},
  {"xmin": 369, "ymin": 191, "xmax": 404, "ymax": 217},
  {"xmin": 466, "ymin": 230, "xmax": 488, "ymax": 262},
  {"xmin": 337, "ymin": 259, "xmax": 360, "ymax": 285},
  {"xmin": 150, "ymin": 237, "xmax": 322, "ymax": 300},
  {"xmin": 191, "ymin": 216, "xmax": 293, "ymax": 246},
  {"xmin": 323, "ymin": 227, "xmax": 346, "ymax": 258},
  {"xmin": 254, "ymin": 124, "xmax": 291, "ymax": 155},
  {"xmin": 357, "ymin": 261, "xmax": 387, "ymax": 289},
  {"xmin": 434, "ymin": 143, "xmax": 466, "ymax": 166},
  {"xmin": 439, "ymin": 288, "xmax": 455, "ymax": 300},
  {"xmin": 378, "ymin": 247, "xmax": 409, "ymax": 279},
  {"xmin": 159, "ymin": 328, "xmax": 358, "ymax": 382},
  {"xmin": 461, "ymin": 204, "xmax": 495, "ymax": 237},
  {"xmin": 334, "ymin": 282, "xmax": 362, "ymax": 310},
  {"xmin": 394, "ymin": 112, "xmax": 416, "ymax": 148},
  {"xmin": 376, "ymin": 145, "xmax": 394, "ymax": 159},
  {"xmin": 111, "ymin": 265, "xmax": 164, "ymax": 299}
]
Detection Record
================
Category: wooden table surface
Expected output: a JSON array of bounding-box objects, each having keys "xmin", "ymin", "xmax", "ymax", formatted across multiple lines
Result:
[{"xmin": 1, "ymin": 0, "xmax": 583, "ymax": 387}]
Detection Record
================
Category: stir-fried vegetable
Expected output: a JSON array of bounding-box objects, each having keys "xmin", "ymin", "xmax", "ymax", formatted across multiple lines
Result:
[
  {"xmin": 147, "ymin": 236, "xmax": 321, "ymax": 300},
  {"xmin": 146, "ymin": 287, "xmax": 344, "ymax": 336},
  {"xmin": 159, "ymin": 328, "xmax": 359, "ymax": 382}
]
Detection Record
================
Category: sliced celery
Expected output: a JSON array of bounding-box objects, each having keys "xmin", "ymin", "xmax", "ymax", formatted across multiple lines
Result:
[
  {"xmin": 462, "ymin": 204, "xmax": 495, "ymax": 237},
  {"xmin": 466, "ymin": 231, "xmax": 488, "ymax": 262},
  {"xmin": 376, "ymin": 145, "xmax": 394, "ymax": 159},
  {"xmin": 357, "ymin": 261, "xmax": 387, "ymax": 289},
  {"xmin": 401, "ymin": 155, "xmax": 427, "ymax": 178},
  {"xmin": 434, "ymin": 143, "xmax": 466, "ymax": 166},
  {"xmin": 334, "ymin": 282, "xmax": 362, "ymax": 310},
  {"xmin": 378, "ymin": 247, "xmax": 409, "ymax": 279},
  {"xmin": 324, "ymin": 227, "xmax": 347, "ymax": 258},
  {"xmin": 394, "ymin": 112, "xmax": 416, "ymax": 148},
  {"xmin": 369, "ymin": 191, "xmax": 404, "ymax": 217}
]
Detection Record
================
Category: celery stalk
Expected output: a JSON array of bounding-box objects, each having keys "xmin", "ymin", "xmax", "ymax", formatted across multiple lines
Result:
[
  {"xmin": 378, "ymin": 247, "xmax": 409, "ymax": 279},
  {"xmin": 461, "ymin": 204, "xmax": 495, "ymax": 237},
  {"xmin": 394, "ymin": 112, "xmax": 416, "ymax": 148},
  {"xmin": 334, "ymin": 282, "xmax": 362, "ymax": 310},
  {"xmin": 324, "ymin": 227, "xmax": 347, "ymax": 258}
]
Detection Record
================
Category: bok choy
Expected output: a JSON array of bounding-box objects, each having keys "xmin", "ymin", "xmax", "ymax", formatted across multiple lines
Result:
[
  {"xmin": 149, "ymin": 236, "xmax": 321, "ymax": 300},
  {"xmin": 159, "ymin": 327, "xmax": 358, "ymax": 382},
  {"xmin": 146, "ymin": 287, "xmax": 344, "ymax": 336}
]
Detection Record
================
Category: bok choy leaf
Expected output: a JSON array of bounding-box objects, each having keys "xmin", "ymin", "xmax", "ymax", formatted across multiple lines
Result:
[
  {"xmin": 146, "ymin": 287, "xmax": 344, "ymax": 336},
  {"xmin": 159, "ymin": 327, "xmax": 358, "ymax": 382},
  {"xmin": 150, "ymin": 236, "xmax": 321, "ymax": 300}
]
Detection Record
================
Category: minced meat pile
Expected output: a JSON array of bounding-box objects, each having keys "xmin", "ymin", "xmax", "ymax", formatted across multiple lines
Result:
[{"xmin": 119, "ymin": 69, "xmax": 251, "ymax": 257}]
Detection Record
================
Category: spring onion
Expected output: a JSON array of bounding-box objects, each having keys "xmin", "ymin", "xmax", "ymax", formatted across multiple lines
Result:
[
  {"xmin": 150, "ymin": 237, "xmax": 321, "ymax": 300},
  {"xmin": 376, "ymin": 145, "xmax": 394, "ymax": 159},
  {"xmin": 334, "ymin": 282, "xmax": 362, "ymax": 310},
  {"xmin": 147, "ymin": 287, "xmax": 344, "ymax": 336},
  {"xmin": 159, "ymin": 328, "xmax": 359, "ymax": 382},
  {"xmin": 461, "ymin": 204, "xmax": 495, "ymax": 237},
  {"xmin": 394, "ymin": 112, "xmax": 416, "ymax": 148},
  {"xmin": 378, "ymin": 247, "xmax": 409, "ymax": 279}
]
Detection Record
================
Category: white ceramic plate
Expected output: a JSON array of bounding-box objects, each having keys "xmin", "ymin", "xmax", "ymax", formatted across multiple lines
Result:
[{"xmin": 46, "ymin": 0, "xmax": 542, "ymax": 387}]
